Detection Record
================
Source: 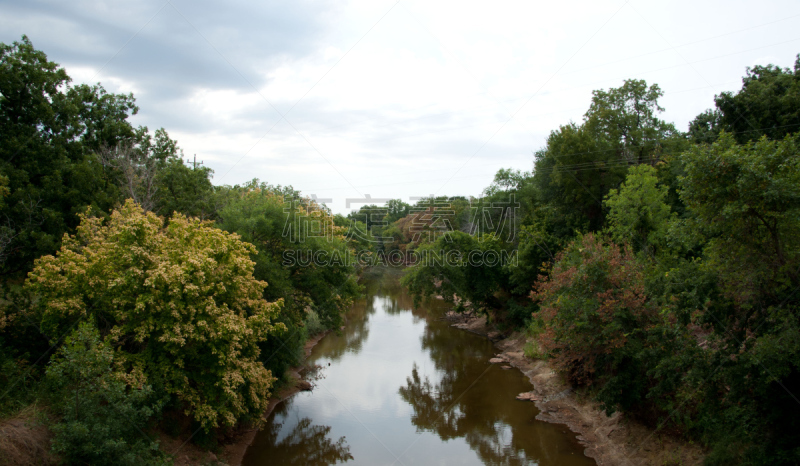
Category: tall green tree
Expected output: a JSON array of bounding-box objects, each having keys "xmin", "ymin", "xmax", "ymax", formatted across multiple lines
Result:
[
  {"xmin": 680, "ymin": 132, "xmax": 800, "ymax": 310},
  {"xmin": 0, "ymin": 36, "xmax": 137, "ymax": 274},
  {"xmin": 532, "ymin": 79, "xmax": 681, "ymax": 234},
  {"xmin": 714, "ymin": 56, "xmax": 800, "ymax": 143},
  {"xmin": 214, "ymin": 181, "xmax": 361, "ymax": 379},
  {"xmin": 675, "ymin": 131, "xmax": 800, "ymax": 465},
  {"xmin": 689, "ymin": 55, "xmax": 800, "ymax": 144}
]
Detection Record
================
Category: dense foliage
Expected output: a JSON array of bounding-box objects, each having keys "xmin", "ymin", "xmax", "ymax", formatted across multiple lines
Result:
[
  {"xmin": 0, "ymin": 36, "xmax": 136, "ymax": 274},
  {"xmin": 2, "ymin": 33, "xmax": 800, "ymax": 466},
  {"xmin": 214, "ymin": 181, "xmax": 362, "ymax": 380},
  {"xmin": 0, "ymin": 36, "xmax": 363, "ymax": 462},
  {"xmin": 46, "ymin": 322, "xmax": 168, "ymax": 465},
  {"xmin": 403, "ymin": 55, "xmax": 800, "ymax": 465},
  {"xmin": 25, "ymin": 200, "xmax": 285, "ymax": 430}
]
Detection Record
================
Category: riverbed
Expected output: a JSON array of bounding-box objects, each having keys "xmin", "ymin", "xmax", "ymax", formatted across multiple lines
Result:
[{"xmin": 242, "ymin": 269, "xmax": 594, "ymax": 466}]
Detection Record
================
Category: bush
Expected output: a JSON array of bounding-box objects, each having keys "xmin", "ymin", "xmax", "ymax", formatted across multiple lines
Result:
[
  {"xmin": 0, "ymin": 344, "xmax": 36, "ymax": 417},
  {"xmin": 46, "ymin": 322, "xmax": 168, "ymax": 465},
  {"xmin": 304, "ymin": 309, "xmax": 326, "ymax": 336},
  {"xmin": 532, "ymin": 233, "xmax": 655, "ymax": 412},
  {"xmin": 258, "ymin": 316, "xmax": 307, "ymax": 385},
  {"xmin": 25, "ymin": 200, "xmax": 285, "ymax": 430}
]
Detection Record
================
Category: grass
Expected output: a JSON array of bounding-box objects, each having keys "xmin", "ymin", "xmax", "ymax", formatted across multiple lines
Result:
[{"xmin": 523, "ymin": 340, "xmax": 547, "ymax": 360}]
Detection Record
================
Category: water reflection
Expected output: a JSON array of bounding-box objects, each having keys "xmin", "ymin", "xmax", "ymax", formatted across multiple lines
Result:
[
  {"xmin": 399, "ymin": 366, "xmax": 545, "ymax": 466},
  {"xmin": 245, "ymin": 399, "xmax": 353, "ymax": 465},
  {"xmin": 324, "ymin": 268, "xmax": 414, "ymax": 361},
  {"xmin": 322, "ymin": 291, "xmax": 374, "ymax": 362},
  {"xmin": 243, "ymin": 268, "xmax": 594, "ymax": 466}
]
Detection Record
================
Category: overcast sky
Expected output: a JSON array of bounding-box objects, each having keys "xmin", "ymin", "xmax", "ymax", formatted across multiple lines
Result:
[{"xmin": 2, "ymin": 0, "xmax": 799, "ymax": 214}]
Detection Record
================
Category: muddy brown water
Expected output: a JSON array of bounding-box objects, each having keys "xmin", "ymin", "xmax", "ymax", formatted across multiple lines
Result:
[{"xmin": 242, "ymin": 269, "xmax": 595, "ymax": 466}]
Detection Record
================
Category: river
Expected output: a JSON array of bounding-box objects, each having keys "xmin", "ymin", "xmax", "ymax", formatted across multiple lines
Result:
[{"xmin": 242, "ymin": 268, "xmax": 595, "ymax": 466}]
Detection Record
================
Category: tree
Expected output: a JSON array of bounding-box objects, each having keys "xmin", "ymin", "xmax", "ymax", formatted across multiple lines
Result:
[
  {"xmin": 154, "ymin": 157, "xmax": 214, "ymax": 219},
  {"xmin": 679, "ymin": 132, "xmax": 800, "ymax": 310},
  {"xmin": 98, "ymin": 140, "xmax": 160, "ymax": 211},
  {"xmin": 0, "ymin": 36, "xmax": 137, "ymax": 274},
  {"xmin": 604, "ymin": 164, "xmax": 675, "ymax": 255},
  {"xmin": 585, "ymin": 79, "xmax": 678, "ymax": 166},
  {"xmin": 531, "ymin": 233, "xmax": 658, "ymax": 412},
  {"xmin": 713, "ymin": 55, "xmax": 800, "ymax": 143},
  {"xmin": 532, "ymin": 122, "xmax": 614, "ymax": 232},
  {"xmin": 532, "ymin": 80, "xmax": 681, "ymax": 233},
  {"xmin": 214, "ymin": 181, "xmax": 361, "ymax": 379},
  {"xmin": 25, "ymin": 200, "xmax": 284, "ymax": 429},
  {"xmin": 46, "ymin": 322, "xmax": 168, "ymax": 465},
  {"xmin": 482, "ymin": 168, "xmax": 528, "ymax": 197},
  {"xmin": 402, "ymin": 231, "xmax": 511, "ymax": 315},
  {"xmin": 384, "ymin": 199, "xmax": 411, "ymax": 224},
  {"xmin": 663, "ymin": 130, "xmax": 800, "ymax": 463},
  {"xmin": 688, "ymin": 109, "xmax": 723, "ymax": 144}
]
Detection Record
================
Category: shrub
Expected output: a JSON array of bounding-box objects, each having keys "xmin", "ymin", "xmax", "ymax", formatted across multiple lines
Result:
[
  {"xmin": 532, "ymin": 233, "xmax": 656, "ymax": 412},
  {"xmin": 25, "ymin": 200, "xmax": 285, "ymax": 430},
  {"xmin": 46, "ymin": 322, "xmax": 168, "ymax": 465},
  {"xmin": 304, "ymin": 309, "xmax": 326, "ymax": 336}
]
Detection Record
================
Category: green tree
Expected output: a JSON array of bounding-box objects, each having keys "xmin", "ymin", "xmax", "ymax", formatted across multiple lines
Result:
[
  {"xmin": 688, "ymin": 109, "xmax": 723, "ymax": 144},
  {"xmin": 0, "ymin": 36, "xmax": 137, "ymax": 274},
  {"xmin": 604, "ymin": 164, "xmax": 675, "ymax": 255},
  {"xmin": 214, "ymin": 182, "xmax": 361, "ymax": 379},
  {"xmin": 154, "ymin": 157, "xmax": 214, "ymax": 219},
  {"xmin": 635, "ymin": 130, "xmax": 800, "ymax": 464},
  {"xmin": 384, "ymin": 199, "xmax": 411, "ymax": 224},
  {"xmin": 482, "ymin": 168, "xmax": 528, "ymax": 197},
  {"xmin": 46, "ymin": 322, "xmax": 167, "ymax": 465},
  {"xmin": 713, "ymin": 55, "xmax": 800, "ymax": 143},
  {"xmin": 402, "ymin": 231, "xmax": 511, "ymax": 315},
  {"xmin": 585, "ymin": 80, "xmax": 678, "ymax": 165},
  {"xmin": 679, "ymin": 132, "xmax": 800, "ymax": 310},
  {"xmin": 532, "ymin": 79, "xmax": 681, "ymax": 233}
]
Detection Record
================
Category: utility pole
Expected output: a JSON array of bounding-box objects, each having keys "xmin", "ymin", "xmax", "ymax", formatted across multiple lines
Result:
[{"xmin": 185, "ymin": 154, "xmax": 204, "ymax": 169}]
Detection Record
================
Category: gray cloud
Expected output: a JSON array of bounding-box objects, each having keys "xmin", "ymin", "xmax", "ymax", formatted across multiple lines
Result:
[{"xmin": 1, "ymin": 0, "xmax": 338, "ymax": 132}]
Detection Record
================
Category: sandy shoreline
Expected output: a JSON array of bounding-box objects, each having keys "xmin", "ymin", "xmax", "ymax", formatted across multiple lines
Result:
[{"xmin": 445, "ymin": 310, "xmax": 705, "ymax": 466}]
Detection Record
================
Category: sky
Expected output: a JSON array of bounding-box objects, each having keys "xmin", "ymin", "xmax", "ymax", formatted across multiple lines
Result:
[{"xmin": 2, "ymin": 0, "xmax": 799, "ymax": 214}]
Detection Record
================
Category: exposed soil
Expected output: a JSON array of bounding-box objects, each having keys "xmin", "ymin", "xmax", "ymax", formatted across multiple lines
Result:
[
  {"xmin": 0, "ymin": 406, "xmax": 56, "ymax": 466},
  {"xmin": 446, "ymin": 310, "xmax": 706, "ymax": 466}
]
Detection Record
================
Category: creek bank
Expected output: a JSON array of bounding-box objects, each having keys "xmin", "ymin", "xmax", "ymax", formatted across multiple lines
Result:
[
  {"xmin": 444, "ymin": 310, "xmax": 706, "ymax": 466},
  {"xmin": 0, "ymin": 406, "xmax": 56, "ymax": 466}
]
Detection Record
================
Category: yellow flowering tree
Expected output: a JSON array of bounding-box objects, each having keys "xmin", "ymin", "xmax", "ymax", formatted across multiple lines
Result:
[{"xmin": 25, "ymin": 199, "xmax": 285, "ymax": 429}]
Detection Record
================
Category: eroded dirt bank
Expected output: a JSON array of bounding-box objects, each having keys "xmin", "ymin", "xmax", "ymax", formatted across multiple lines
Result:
[{"xmin": 446, "ymin": 310, "xmax": 705, "ymax": 466}]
